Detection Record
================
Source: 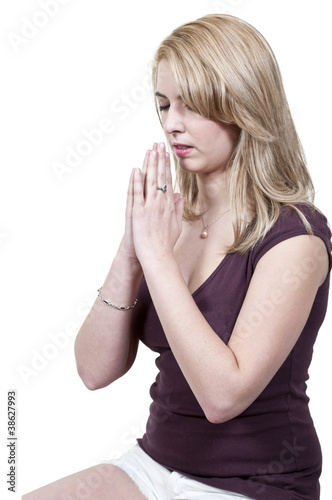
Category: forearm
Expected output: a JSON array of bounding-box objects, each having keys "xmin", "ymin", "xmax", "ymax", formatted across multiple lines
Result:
[
  {"xmin": 129, "ymin": 145, "xmax": 242, "ymax": 421},
  {"xmin": 74, "ymin": 253, "xmax": 143, "ymax": 390},
  {"xmin": 142, "ymin": 254, "xmax": 240, "ymax": 423}
]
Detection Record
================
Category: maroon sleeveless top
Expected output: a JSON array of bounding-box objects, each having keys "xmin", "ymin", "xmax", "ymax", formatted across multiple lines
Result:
[{"xmin": 132, "ymin": 204, "xmax": 331, "ymax": 500}]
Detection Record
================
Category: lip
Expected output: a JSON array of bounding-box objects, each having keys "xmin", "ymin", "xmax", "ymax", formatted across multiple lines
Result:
[{"xmin": 173, "ymin": 143, "xmax": 194, "ymax": 157}]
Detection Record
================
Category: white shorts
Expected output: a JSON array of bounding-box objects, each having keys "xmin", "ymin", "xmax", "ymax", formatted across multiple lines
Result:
[{"xmin": 102, "ymin": 444, "xmax": 253, "ymax": 500}]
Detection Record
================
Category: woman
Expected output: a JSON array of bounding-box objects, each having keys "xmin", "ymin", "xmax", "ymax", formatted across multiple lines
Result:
[{"xmin": 24, "ymin": 13, "xmax": 331, "ymax": 500}]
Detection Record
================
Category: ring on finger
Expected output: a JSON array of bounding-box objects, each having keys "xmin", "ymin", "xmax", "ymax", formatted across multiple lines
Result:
[{"xmin": 156, "ymin": 184, "xmax": 167, "ymax": 193}]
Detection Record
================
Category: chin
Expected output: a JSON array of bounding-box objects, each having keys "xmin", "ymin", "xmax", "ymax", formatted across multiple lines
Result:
[
  {"xmin": 177, "ymin": 160, "xmax": 225, "ymax": 176},
  {"xmin": 176, "ymin": 158, "xmax": 205, "ymax": 174}
]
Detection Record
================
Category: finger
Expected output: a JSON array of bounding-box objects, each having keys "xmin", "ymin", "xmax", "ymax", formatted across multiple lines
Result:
[
  {"xmin": 142, "ymin": 149, "xmax": 151, "ymax": 197},
  {"xmin": 165, "ymin": 151, "xmax": 173, "ymax": 194},
  {"xmin": 156, "ymin": 142, "xmax": 167, "ymax": 196},
  {"xmin": 145, "ymin": 149, "xmax": 158, "ymax": 200},
  {"xmin": 173, "ymin": 192, "xmax": 181, "ymax": 204},
  {"xmin": 125, "ymin": 168, "xmax": 135, "ymax": 221},
  {"xmin": 133, "ymin": 168, "xmax": 144, "ymax": 208},
  {"xmin": 142, "ymin": 149, "xmax": 151, "ymax": 175},
  {"xmin": 175, "ymin": 197, "xmax": 186, "ymax": 227}
]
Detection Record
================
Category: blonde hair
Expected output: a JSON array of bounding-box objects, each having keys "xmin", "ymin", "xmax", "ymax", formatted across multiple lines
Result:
[{"xmin": 151, "ymin": 14, "xmax": 315, "ymax": 253}]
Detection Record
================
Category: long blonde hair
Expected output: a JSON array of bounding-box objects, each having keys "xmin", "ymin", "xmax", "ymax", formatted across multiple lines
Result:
[{"xmin": 151, "ymin": 14, "xmax": 315, "ymax": 253}]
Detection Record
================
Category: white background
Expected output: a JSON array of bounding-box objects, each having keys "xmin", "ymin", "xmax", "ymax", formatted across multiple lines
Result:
[{"xmin": 1, "ymin": 0, "xmax": 331, "ymax": 498}]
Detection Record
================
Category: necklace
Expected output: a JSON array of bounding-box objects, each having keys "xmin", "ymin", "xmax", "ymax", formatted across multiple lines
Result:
[{"xmin": 201, "ymin": 208, "xmax": 230, "ymax": 239}]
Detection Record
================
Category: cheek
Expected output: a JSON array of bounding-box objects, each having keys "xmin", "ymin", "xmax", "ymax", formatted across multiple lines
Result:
[
  {"xmin": 198, "ymin": 118, "xmax": 234, "ymax": 142},
  {"xmin": 204, "ymin": 128, "xmax": 236, "ymax": 155},
  {"xmin": 216, "ymin": 124, "xmax": 240, "ymax": 151}
]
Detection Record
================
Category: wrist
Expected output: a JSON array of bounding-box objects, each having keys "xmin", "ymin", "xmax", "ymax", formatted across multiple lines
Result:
[
  {"xmin": 140, "ymin": 252, "xmax": 178, "ymax": 276},
  {"xmin": 114, "ymin": 250, "xmax": 143, "ymax": 279},
  {"xmin": 100, "ymin": 255, "xmax": 143, "ymax": 309}
]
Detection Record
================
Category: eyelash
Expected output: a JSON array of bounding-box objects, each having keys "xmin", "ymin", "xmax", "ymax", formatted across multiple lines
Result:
[{"xmin": 159, "ymin": 104, "xmax": 192, "ymax": 112}]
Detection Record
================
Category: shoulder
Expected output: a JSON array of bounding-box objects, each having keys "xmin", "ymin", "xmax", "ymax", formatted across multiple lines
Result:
[
  {"xmin": 277, "ymin": 203, "xmax": 330, "ymax": 236},
  {"xmin": 250, "ymin": 203, "xmax": 332, "ymax": 271}
]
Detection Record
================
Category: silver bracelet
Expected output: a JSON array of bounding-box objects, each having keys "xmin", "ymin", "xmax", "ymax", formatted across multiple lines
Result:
[{"xmin": 97, "ymin": 288, "xmax": 138, "ymax": 311}]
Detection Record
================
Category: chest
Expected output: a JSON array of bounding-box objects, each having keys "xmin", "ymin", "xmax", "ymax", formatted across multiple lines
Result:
[
  {"xmin": 174, "ymin": 219, "xmax": 234, "ymax": 295},
  {"xmin": 133, "ymin": 247, "xmax": 251, "ymax": 351}
]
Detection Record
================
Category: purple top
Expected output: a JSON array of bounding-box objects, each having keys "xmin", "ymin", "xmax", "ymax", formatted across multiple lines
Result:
[{"xmin": 133, "ymin": 204, "xmax": 331, "ymax": 500}]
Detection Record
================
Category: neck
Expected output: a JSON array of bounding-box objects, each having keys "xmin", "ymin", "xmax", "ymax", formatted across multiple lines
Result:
[{"xmin": 195, "ymin": 170, "xmax": 230, "ymax": 217}]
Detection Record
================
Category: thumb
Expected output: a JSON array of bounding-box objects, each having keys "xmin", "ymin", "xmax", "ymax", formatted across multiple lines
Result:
[
  {"xmin": 175, "ymin": 197, "xmax": 186, "ymax": 226},
  {"xmin": 173, "ymin": 192, "xmax": 181, "ymax": 204}
]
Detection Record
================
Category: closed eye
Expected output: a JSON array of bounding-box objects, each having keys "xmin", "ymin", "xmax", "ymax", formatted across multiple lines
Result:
[
  {"xmin": 156, "ymin": 91, "xmax": 193, "ymax": 113},
  {"xmin": 159, "ymin": 104, "xmax": 170, "ymax": 112},
  {"xmin": 159, "ymin": 103, "xmax": 192, "ymax": 112}
]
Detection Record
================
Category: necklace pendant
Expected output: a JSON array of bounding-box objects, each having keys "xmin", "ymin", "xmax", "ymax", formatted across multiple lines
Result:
[{"xmin": 200, "ymin": 207, "xmax": 230, "ymax": 239}]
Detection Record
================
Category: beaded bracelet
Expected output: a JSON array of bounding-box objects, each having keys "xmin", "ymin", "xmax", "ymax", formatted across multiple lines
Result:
[{"xmin": 97, "ymin": 288, "xmax": 138, "ymax": 311}]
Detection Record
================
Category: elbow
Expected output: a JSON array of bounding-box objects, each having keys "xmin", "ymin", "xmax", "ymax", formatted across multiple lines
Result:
[
  {"xmin": 81, "ymin": 377, "xmax": 104, "ymax": 391},
  {"xmin": 74, "ymin": 345, "xmax": 112, "ymax": 391},
  {"xmin": 205, "ymin": 407, "xmax": 233, "ymax": 425},
  {"xmin": 77, "ymin": 370, "xmax": 102, "ymax": 391},
  {"xmin": 204, "ymin": 397, "xmax": 245, "ymax": 424},
  {"xmin": 80, "ymin": 373, "xmax": 114, "ymax": 391},
  {"xmin": 76, "ymin": 364, "xmax": 111, "ymax": 391},
  {"xmin": 76, "ymin": 360, "xmax": 126, "ymax": 390}
]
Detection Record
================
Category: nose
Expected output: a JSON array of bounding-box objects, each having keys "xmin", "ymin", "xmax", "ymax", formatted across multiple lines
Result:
[{"xmin": 163, "ymin": 106, "xmax": 186, "ymax": 135}]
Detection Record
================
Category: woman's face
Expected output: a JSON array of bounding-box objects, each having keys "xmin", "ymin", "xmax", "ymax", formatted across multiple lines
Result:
[{"xmin": 156, "ymin": 59, "xmax": 240, "ymax": 175}]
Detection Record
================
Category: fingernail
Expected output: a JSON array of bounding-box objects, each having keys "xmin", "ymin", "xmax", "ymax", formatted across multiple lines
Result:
[{"xmin": 159, "ymin": 142, "xmax": 165, "ymax": 152}]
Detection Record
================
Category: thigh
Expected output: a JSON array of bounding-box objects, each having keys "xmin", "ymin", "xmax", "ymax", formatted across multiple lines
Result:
[
  {"xmin": 174, "ymin": 472, "xmax": 254, "ymax": 500},
  {"xmin": 22, "ymin": 464, "xmax": 148, "ymax": 500}
]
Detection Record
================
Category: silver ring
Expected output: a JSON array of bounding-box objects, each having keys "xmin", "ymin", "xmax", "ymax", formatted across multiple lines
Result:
[{"xmin": 156, "ymin": 184, "xmax": 167, "ymax": 193}]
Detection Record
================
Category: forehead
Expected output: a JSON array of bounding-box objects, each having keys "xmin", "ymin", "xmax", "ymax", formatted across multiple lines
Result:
[{"xmin": 156, "ymin": 59, "xmax": 180, "ymax": 96}]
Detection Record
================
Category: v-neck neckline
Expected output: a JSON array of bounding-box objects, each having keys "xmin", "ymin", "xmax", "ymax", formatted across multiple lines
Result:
[{"xmin": 191, "ymin": 252, "xmax": 232, "ymax": 298}]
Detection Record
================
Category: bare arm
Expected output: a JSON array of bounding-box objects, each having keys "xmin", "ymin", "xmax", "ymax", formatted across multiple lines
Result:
[
  {"xmin": 142, "ymin": 235, "xmax": 328, "ymax": 423},
  {"xmin": 74, "ymin": 145, "xmax": 181, "ymax": 390},
  {"xmin": 74, "ymin": 250, "xmax": 143, "ymax": 390},
  {"xmin": 131, "ymin": 144, "xmax": 330, "ymax": 423},
  {"xmin": 74, "ymin": 148, "xmax": 153, "ymax": 390}
]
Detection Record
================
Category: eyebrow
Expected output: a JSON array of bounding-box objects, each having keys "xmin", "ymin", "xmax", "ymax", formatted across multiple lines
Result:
[{"xmin": 155, "ymin": 91, "xmax": 183, "ymax": 100}]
